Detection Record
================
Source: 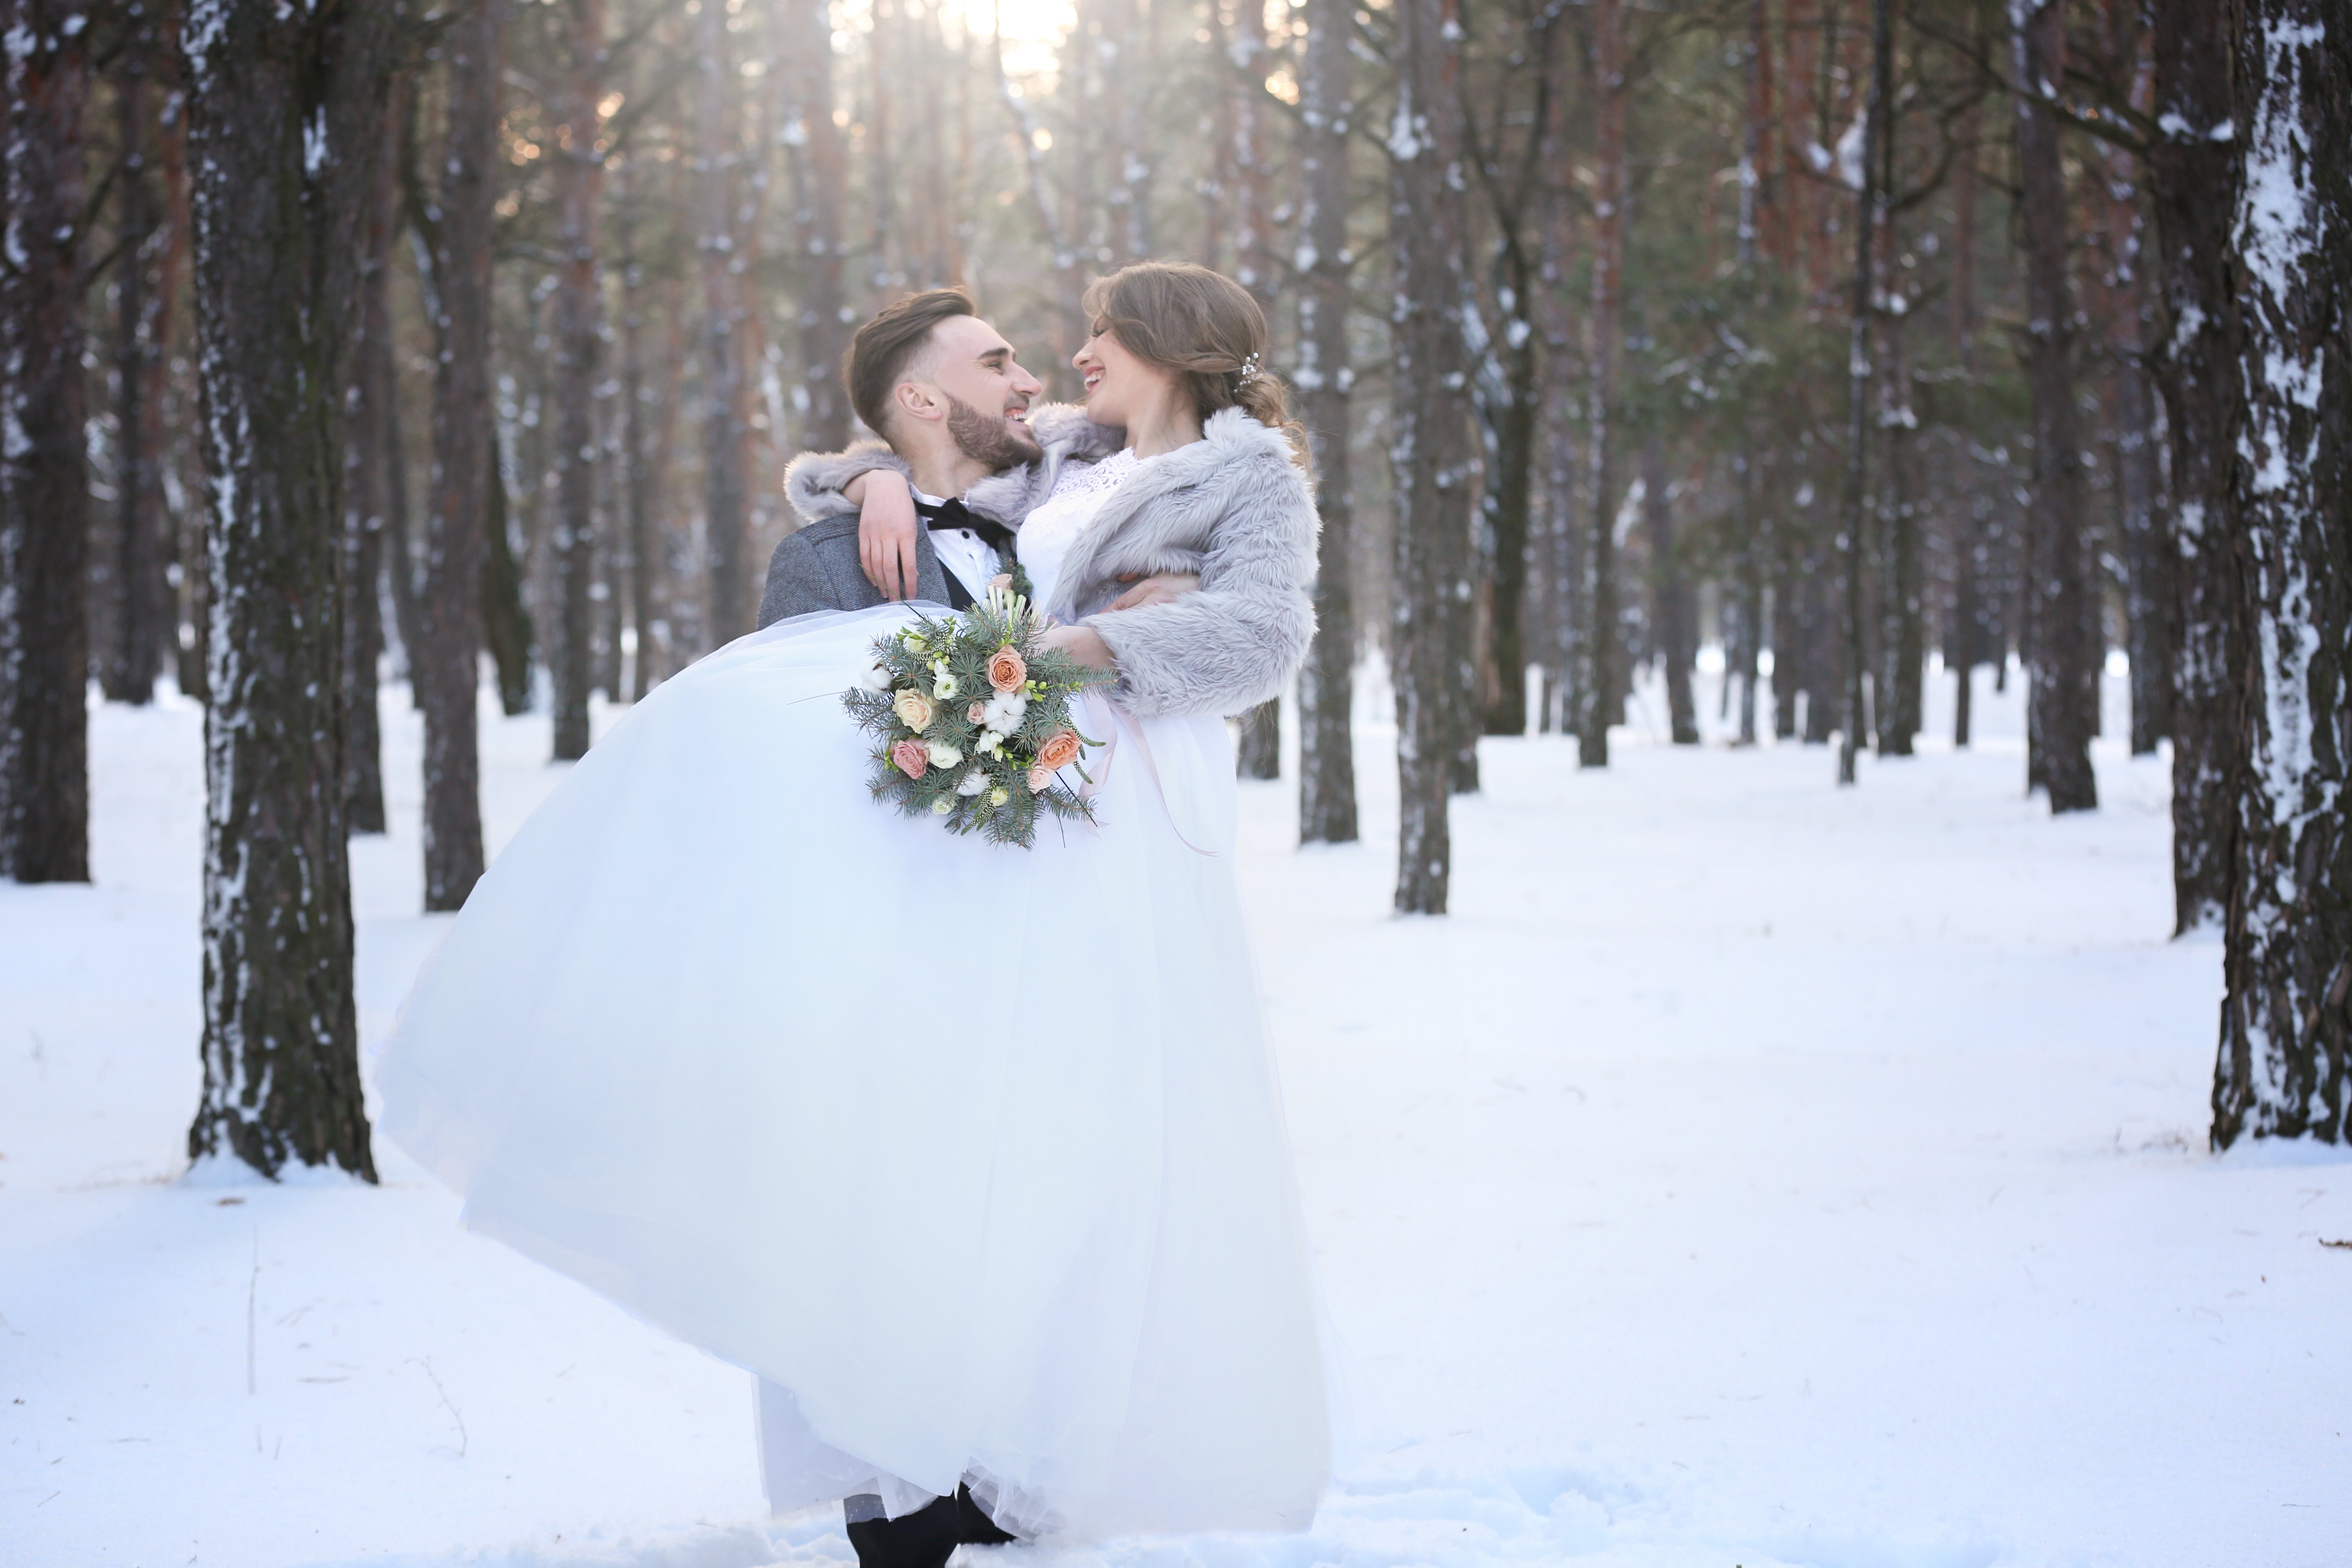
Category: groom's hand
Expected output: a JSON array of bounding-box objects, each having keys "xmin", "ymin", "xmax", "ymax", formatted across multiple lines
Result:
[
  {"xmin": 852, "ymin": 471, "xmax": 921, "ymax": 601},
  {"xmin": 1107, "ymin": 572, "xmax": 1200, "ymax": 612}
]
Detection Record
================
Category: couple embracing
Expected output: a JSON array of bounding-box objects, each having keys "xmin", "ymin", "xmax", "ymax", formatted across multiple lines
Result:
[{"xmin": 375, "ymin": 263, "xmax": 1332, "ymax": 1567}]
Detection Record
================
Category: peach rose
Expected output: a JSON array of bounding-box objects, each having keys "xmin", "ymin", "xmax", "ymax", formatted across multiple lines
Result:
[
  {"xmin": 891, "ymin": 688, "xmax": 935, "ymax": 733},
  {"xmin": 987, "ymin": 645, "xmax": 1028, "ymax": 694},
  {"xmin": 968, "ymin": 701, "xmax": 989, "ymax": 725},
  {"xmin": 890, "ymin": 737, "xmax": 930, "ymax": 779},
  {"xmin": 1027, "ymin": 765, "xmax": 1054, "ymax": 793},
  {"xmin": 1033, "ymin": 728, "xmax": 1081, "ymax": 773}
]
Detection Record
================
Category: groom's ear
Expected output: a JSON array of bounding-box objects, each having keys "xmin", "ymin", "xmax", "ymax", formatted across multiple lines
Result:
[{"xmin": 893, "ymin": 379, "xmax": 947, "ymax": 427}]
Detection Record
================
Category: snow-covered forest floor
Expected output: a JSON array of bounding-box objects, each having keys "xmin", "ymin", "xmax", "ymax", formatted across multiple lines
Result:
[{"xmin": 5, "ymin": 663, "xmax": 2345, "ymax": 1568}]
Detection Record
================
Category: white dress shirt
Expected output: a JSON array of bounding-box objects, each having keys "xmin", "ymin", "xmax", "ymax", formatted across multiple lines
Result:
[{"xmin": 912, "ymin": 486, "xmax": 1002, "ymax": 604}]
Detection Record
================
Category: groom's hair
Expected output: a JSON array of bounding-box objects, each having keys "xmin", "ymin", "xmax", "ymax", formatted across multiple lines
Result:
[{"xmin": 846, "ymin": 287, "xmax": 976, "ymax": 440}]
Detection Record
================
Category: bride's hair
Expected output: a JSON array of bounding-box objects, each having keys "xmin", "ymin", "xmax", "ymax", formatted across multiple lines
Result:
[{"xmin": 1081, "ymin": 262, "xmax": 1310, "ymax": 470}]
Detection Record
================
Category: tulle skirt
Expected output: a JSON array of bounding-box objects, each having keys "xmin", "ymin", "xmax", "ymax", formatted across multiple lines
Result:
[{"xmin": 374, "ymin": 605, "xmax": 1329, "ymax": 1542}]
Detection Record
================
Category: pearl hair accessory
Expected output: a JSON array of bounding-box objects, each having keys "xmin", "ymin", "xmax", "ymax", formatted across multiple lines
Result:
[{"xmin": 1234, "ymin": 352, "xmax": 1263, "ymax": 389}]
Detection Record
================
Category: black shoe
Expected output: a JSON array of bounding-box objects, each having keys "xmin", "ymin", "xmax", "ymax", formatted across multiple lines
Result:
[
  {"xmin": 956, "ymin": 1481, "xmax": 1020, "ymax": 1546},
  {"xmin": 844, "ymin": 1493, "xmax": 960, "ymax": 1568}
]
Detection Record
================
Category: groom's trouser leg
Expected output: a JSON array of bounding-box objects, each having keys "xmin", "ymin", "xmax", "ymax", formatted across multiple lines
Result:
[{"xmin": 843, "ymin": 1492, "xmax": 958, "ymax": 1568}]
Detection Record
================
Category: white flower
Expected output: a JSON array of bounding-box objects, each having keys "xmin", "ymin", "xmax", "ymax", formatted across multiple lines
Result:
[
  {"xmin": 978, "ymin": 729, "xmax": 1005, "ymax": 754},
  {"xmin": 930, "ymin": 796, "xmax": 954, "ymax": 815},
  {"xmin": 927, "ymin": 741, "xmax": 963, "ymax": 769},
  {"xmin": 956, "ymin": 766, "xmax": 990, "ymax": 797},
  {"xmin": 934, "ymin": 673, "xmax": 960, "ymax": 700},
  {"xmin": 988, "ymin": 786, "xmax": 1010, "ymax": 807},
  {"xmin": 983, "ymin": 691, "xmax": 1027, "ymax": 731}
]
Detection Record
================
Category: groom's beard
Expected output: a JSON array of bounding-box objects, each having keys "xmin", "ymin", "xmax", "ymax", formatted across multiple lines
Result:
[{"xmin": 947, "ymin": 395, "xmax": 1043, "ymax": 470}]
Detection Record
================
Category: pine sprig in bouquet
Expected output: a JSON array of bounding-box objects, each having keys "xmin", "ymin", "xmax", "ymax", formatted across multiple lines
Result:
[{"xmin": 842, "ymin": 580, "xmax": 1116, "ymax": 847}]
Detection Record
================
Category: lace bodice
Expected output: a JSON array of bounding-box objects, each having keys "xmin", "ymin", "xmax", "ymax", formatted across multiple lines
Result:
[{"xmin": 1018, "ymin": 448, "xmax": 1144, "ymax": 615}]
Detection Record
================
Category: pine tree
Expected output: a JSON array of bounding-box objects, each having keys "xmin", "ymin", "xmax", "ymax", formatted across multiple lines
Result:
[
  {"xmin": 0, "ymin": 0, "xmax": 91, "ymax": 884},
  {"xmin": 1389, "ymin": 0, "xmax": 1477, "ymax": 913},
  {"xmin": 2210, "ymin": 0, "xmax": 2350, "ymax": 1149},
  {"xmin": 1294, "ymin": 0, "xmax": 1359, "ymax": 846},
  {"xmin": 182, "ymin": 0, "xmax": 396, "ymax": 1179}
]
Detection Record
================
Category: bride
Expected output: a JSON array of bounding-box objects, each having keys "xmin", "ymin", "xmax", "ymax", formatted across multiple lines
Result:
[{"xmin": 374, "ymin": 262, "xmax": 1330, "ymax": 1564}]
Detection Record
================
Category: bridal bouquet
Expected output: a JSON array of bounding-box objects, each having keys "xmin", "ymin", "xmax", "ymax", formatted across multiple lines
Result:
[{"xmin": 842, "ymin": 580, "xmax": 1114, "ymax": 848}]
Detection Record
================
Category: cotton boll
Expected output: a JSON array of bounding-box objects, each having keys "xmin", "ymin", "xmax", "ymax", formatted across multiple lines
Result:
[
  {"xmin": 956, "ymin": 768, "xmax": 990, "ymax": 797},
  {"xmin": 853, "ymin": 661, "xmax": 892, "ymax": 693}
]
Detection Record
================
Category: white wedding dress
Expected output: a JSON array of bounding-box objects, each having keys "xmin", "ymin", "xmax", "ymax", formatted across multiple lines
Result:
[{"xmin": 375, "ymin": 447, "xmax": 1329, "ymax": 1543}]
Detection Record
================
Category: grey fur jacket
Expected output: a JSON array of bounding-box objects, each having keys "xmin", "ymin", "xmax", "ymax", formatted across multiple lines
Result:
[{"xmin": 784, "ymin": 403, "xmax": 1319, "ymax": 719}]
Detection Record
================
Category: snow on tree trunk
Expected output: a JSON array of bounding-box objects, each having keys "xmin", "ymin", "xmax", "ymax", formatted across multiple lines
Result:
[
  {"xmin": 1580, "ymin": 0, "xmax": 1626, "ymax": 771},
  {"xmin": 1293, "ymin": 0, "xmax": 1358, "ymax": 843},
  {"xmin": 2010, "ymin": 0, "xmax": 2098, "ymax": 813},
  {"xmin": 414, "ymin": 0, "xmax": 500, "ymax": 911},
  {"xmin": 779, "ymin": 0, "xmax": 852, "ymax": 454},
  {"xmin": 550, "ymin": 0, "xmax": 606, "ymax": 763},
  {"xmin": 2211, "ymin": 0, "xmax": 2351, "ymax": 1149},
  {"xmin": 2146, "ymin": 0, "xmax": 2245, "ymax": 933},
  {"xmin": 182, "ymin": 0, "xmax": 395, "ymax": 1180},
  {"xmin": 0, "ymin": 1, "xmax": 91, "ymax": 884},
  {"xmin": 1388, "ymin": 0, "xmax": 1477, "ymax": 914},
  {"xmin": 1642, "ymin": 435, "xmax": 1698, "ymax": 745},
  {"xmin": 696, "ymin": 0, "xmax": 752, "ymax": 645}
]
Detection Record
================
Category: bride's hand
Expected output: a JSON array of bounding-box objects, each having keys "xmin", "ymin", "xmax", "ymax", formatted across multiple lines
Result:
[
  {"xmin": 1107, "ymin": 571, "xmax": 1200, "ymax": 612},
  {"xmin": 1039, "ymin": 622, "xmax": 1116, "ymax": 670},
  {"xmin": 851, "ymin": 470, "xmax": 921, "ymax": 601}
]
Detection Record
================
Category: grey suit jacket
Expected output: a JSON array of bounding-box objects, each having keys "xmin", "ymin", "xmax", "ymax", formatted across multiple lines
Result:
[{"xmin": 755, "ymin": 514, "xmax": 952, "ymax": 627}]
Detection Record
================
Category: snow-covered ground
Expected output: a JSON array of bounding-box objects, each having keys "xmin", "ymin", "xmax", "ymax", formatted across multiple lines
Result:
[{"xmin": 4, "ymin": 663, "xmax": 2345, "ymax": 1568}]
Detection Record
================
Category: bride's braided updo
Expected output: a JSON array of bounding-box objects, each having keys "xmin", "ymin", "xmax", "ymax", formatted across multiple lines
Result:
[{"xmin": 1080, "ymin": 261, "xmax": 1311, "ymax": 471}]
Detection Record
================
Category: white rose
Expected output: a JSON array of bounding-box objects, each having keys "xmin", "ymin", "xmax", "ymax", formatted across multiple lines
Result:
[
  {"xmin": 927, "ymin": 741, "xmax": 963, "ymax": 769},
  {"xmin": 956, "ymin": 767, "xmax": 989, "ymax": 797}
]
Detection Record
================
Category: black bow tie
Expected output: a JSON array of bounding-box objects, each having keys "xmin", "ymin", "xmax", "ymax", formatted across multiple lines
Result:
[{"xmin": 914, "ymin": 495, "xmax": 1017, "ymax": 559}]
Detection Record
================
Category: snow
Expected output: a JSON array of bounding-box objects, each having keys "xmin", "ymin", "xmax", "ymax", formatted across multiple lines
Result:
[{"xmin": 5, "ymin": 667, "xmax": 2348, "ymax": 1568}]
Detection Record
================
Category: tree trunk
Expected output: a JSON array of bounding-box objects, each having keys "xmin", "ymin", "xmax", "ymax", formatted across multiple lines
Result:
[
  {"xmin": 106, "ymin": 29, "xmax": 170, "ymax": 708},
  {"xmin": 1231, "ymin": 0, "xmax": 1282, "ymax": 781},
  {"xmin": 1292, "ymin": 0, "xmax": 1356, "ymax": 844},
  {"xmin": 1581, "ymin": 0, "xmax": 1625, "ymax": 770},
  {"xmin": 2099, "ymin": 5, "xmax": 2174, "ymax": 757},
  {"xmin": 1389, "ymin": 0, "xmax": 1476, "ymax": 914},
  {"xmin": 482, "ymin": 428, "xmax": 534, "ymax": 718},
  {"xmin": 2211, "ymin": 0, "xmax": 2350, "ymax": 1149},
  {"xmin": 780, "ymin": 0, "xmax": 852, "ymax": 452},
  {"xmin": 550, "ymin": 0, "xmax": 606, "ymax": 762},
  {"xmin": 2146, "ymin": 0, "xmax": 2244, "ymax": 932},
  {"xmin": 697, "ymin": 0, "xmax": 752, "ymax": 644},
  {"xmin": 615, "ymin": 157, "xmax": 656, "ymax": 702},
  {"xmin": 1642, "ymin": 435, "xmax": 1697, "ymax": 744},
  {"xmin": 345, "ymin": 94, "xmax": 401, "ymax": 836},
  {"xmin": 1833, "ymin": 0, "xmax": 1889, "ymax": 786},
  {"xmin": 182, "ymin": 0, "xmax": 394, "ymax": 1179},
  {"xmin": 0, "ymin": 0, "xmax": 91, "ymax": 884},
  {"xmin": 2012, "ymin": 0, "xmax": 2098, "ymax": 813},
  {"xmin": 416, "ymin": 0, "xmax": 502, "ymax": 911}
]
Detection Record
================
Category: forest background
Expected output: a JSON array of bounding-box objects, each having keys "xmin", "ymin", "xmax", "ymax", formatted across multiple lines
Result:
[{"xmin": 0, "ymin": 0, "xmax": 2342, "ymax": 1179}]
